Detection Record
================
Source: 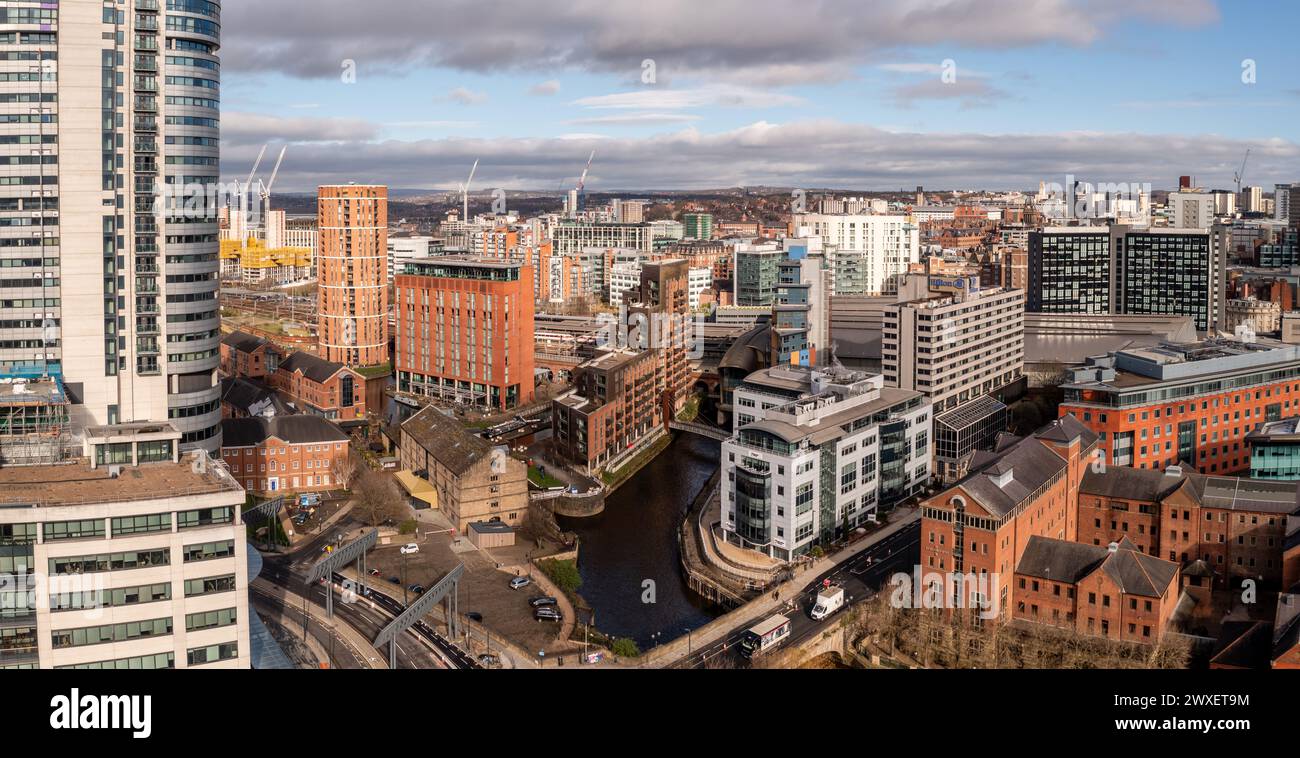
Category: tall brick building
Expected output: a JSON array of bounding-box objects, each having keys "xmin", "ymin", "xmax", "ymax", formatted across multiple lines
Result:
[
  {"xmin": 921, "ymin": 416, "xmax": 1098, "ymax": 617},
  {"xmin": 1075, "ymin": 464, "xmax": 1297, "ymax": 590},
  {"xmin": 394, "ymin": 257, "xmax": 535, "ymax": 411},
  {"xmin": 317, "ymin": 185, "xmax": 389, "ymax": 369}
]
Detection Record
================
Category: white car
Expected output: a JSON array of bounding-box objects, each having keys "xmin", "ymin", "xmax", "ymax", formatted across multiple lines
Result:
[{"xmin": 400, "ymin": 543, "xmax": 419, "ymax": 555}]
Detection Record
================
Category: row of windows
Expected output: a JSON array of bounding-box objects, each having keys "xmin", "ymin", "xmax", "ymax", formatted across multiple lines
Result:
[
  {"xmin": 51, "ymin": 617, "xmax": 172, "ymax": 650},
  {"xmin": 49, "ymin": 539, "xmax": 234, "ymax": 575}
]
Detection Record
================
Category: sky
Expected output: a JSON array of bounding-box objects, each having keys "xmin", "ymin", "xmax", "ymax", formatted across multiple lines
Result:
[{"xmin": 218, "ymin": 0, "xmax": 1300, "ymax": 193}]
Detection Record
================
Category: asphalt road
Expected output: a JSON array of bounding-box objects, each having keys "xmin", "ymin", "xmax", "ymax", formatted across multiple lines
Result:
[{"xmin": 679, "ymin": 520, "xmax": 922, "ymax": 669}]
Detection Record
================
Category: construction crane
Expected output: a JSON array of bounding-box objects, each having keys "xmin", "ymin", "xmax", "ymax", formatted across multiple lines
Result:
[
  {"xmin": 576, "ymin": 150, "xmax": 595, "ymax": 213},
  {"xmin": 242, "ymin": 144, "xmax": 267, "ymax": 213},
  {"xmin": 459, "ymin": 159, "xmax": 479, "ymax": 221},
  {"xmin": 1234, "ymin": 148, "xmax": 1251, "ymax": 195},
  {"xmin": 259, "ymin": 145, "xmax": 287, "ymax": 208}
]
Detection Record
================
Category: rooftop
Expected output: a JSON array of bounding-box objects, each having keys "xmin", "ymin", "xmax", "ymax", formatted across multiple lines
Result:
[
  {"xmin": 221, "ymin": 416, "xmax": 350, "ymax": 447},
  {"xmin": 401, "ymin": 406, "xmax": 497, "ymax": 476},
  {"xmin": 0, "ymin": 453, "xmax": 241, "ymax": 508},
  {"xmin": 1078, "ymin": 463, "xmax": 1300, "ymax": 515},
  {"xmin": 277, "ymin": 351, "xmax": 350, "ymax": 384},
  {"xmin": 1016, "ymin": 535, "xmax": 1178, "ymax": 598}
]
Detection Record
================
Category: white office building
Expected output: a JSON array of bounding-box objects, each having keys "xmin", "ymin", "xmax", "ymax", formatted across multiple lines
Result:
[
  {"xmin": 721, "ymin": 366, "xmax": 930, "ymax": 561},
  {"xmin": 792, "ymin": 213, "xmax": 920, "ymax": 295},
  {"xmin": 387, "ymin": 235, "xmax": 439, "ymax": 282},
  {"xmin": 1168, "ymin": 191, "xmax": 1217, "ymax": 229},
  {"xmin": 0, "ymin": 435, "xmax": 250, "ymax": 670},
  {"xmin": 688, "ymin": 267, "xmax": 712, "ymax": 311},
  {"xmin": 884, "ymin": 274, "xmax": 1024, "ymax": 481}
]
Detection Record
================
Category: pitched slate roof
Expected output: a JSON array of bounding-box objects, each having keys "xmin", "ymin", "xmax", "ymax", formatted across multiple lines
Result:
[
  {"xmin": 1100, "ymin": 537, "xmax": 1179, "ymax": 598},
  {"xmin": 221, "ymin": 377, "xmax": 293, "ymax": 417},
  {"xmin": 961, "ymin": 435, "xmax": 1071, "ymax": 518},
  {"xmin": 1016, "ymin": 535, "xmax": 1109, "ymax": 584},
  {"xmin": 1037, "ymin": 414, "xmax": 1099, "ymax": 446},
  {"xmin": 278, "ymin": 351, "xmax": 347, "ymax": 384},
  {"xmin": 401, "ymin": 406, "xmax": 493, "ymax": 476},
  {"xmin": 1016, "ymin": 535, "xmax": 1178, "ymax": 598},
  {"xmin": 221, "ymin": 330, "xmax": 268, "ymax": 354},
  {"xmin": 221, "ymin": 416, "xmax": 349, "ymax": 448},
  {"xmin": 1080, "ymin": 463, "xmax": 1300, "ymax": 516}
]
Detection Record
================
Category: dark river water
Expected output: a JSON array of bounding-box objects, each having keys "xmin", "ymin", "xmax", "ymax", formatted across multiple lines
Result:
[{"xmin": 557, "ymin": 433, "xmax": 725, "ymax": 648}]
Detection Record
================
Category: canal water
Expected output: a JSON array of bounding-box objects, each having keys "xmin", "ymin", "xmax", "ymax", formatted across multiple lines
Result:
[{"xmin": 557, "ymin": 433, "xmax": 726, "ymax": 648}]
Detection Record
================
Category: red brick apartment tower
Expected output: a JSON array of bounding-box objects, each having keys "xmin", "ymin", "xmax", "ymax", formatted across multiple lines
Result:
[
  {"xmin": 317, "ymin": 185, "xmax": 389, "ymax": 368},
  {"xmin": 394, "ymin": 257, "xmax": 535, "ymax": 411}
]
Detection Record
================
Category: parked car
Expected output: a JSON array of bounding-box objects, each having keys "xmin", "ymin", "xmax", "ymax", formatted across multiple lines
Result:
[
  {"xmin": 533, "ymin": 607, "xmax": 562, "ymax": 622},
  {"xmin": 369, "ymin": 569, "xmax": 381, "ymax": 577},
  {"xmin": 400, "ymin": 543, "xmax": 419, "ymax": 555},
  {"xmin": 528, "ymin": 596, "xmax": 558, "ymax": 608},
  {"xmin": 509, "ymin": 576, "xmax": 531, "ymax": 590},
  {"xmin": 388, "ymin": 576, "xmax": 401, "ymax": 585},
  {"xmin": 466, "ymin": 612, "xmax": 483, "ymax": 622},
  {"xmin": 408, "ymin": 584, "xmax": 425, "ymax": 595},
  {"xmin": 477, "ymin": 653, "xmax": 501, "ymax": 668}
]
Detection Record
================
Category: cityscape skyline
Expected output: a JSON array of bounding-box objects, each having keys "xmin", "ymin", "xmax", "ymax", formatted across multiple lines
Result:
[{"xmin": 218, "ymin": 0, "xmax": 1300, "ymax": 191}]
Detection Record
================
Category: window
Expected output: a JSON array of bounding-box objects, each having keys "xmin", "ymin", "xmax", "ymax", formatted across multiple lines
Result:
[
  {"xmin": 184, "ymin": 574, "xmax": 236, "ymax": 597},
  {"xmin": 177, "ymin": 507, "xmax": 234, "ymax": 529},
  {"xmin": 185, "ymin": 608, "xmax": 237, "ymax": 632},
  {"xmin": 183, "ymin": 540, "xmax": 234, "ymax": 562},
  {"xmin": 43, "ymin": 519, "xmax": 105, "ymax": 541},
  {"xmin": 112, "ymin": 513, "xmax": 171, "ymax": 536},
  {"xmin": 51, "ymin": 617, "xmax": 173, "ymax": 649},
  {"xmin": 187, "ymin": 642, "xmax": 238, "ymax": 666}
]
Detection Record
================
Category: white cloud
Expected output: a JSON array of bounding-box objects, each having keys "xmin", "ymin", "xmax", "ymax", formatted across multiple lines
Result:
[
  {"xmin": 219, "ymin": 115, "xmax": 1298, "ymax": 192},
  {"xmin": 530, "ymin": 79, "xmax": 561, "ymax": 95},
  {"xmin": 448, "ymin": 86, "xmax": 488, "ymax": 105},
  {"xmin": 572, "ymin": 85, "xmax": 803, "ymax": 110},
  {"xmin": 566, "ymin": 112, "xmax": 702, "ymax": 126},
  {"xmin": 221, "ymin": 0, "xmax": 1219, "ymax": 83}
]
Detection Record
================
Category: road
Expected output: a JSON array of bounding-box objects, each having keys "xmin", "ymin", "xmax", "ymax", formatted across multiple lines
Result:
[{"xmin": 677, "ymin": 520, "xmax": 921, "ymax": 669}]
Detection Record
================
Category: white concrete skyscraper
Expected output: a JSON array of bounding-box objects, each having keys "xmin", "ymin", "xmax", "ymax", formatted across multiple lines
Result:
[{"xmin": 0, "ymin": 0, "xmax": 224, "ymax": 452}]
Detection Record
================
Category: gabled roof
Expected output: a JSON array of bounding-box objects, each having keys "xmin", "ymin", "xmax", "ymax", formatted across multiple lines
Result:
[
  {"xmin": 221, "ymin": 330, "xmax": 268, "ymax": 355},
  {"xmin": 1016, "ymin": 535, "xmax": 1179, "ymax": 598},
  {"xmin": 1038, "ymin": 413, "xmax": 1099, "ymax": 446},
  {"xmin": 1080, "ymin": 463, "xmax": 1300, "ymax": 516},
  {"xmin": 1016, "ymin": 535, "xmax": 1108, "ymax": 584},
  {"xmin": 401, "ymin": 406, "xmax": 494, "ymax": 476},
  {"xmin": 960, "ymin": 435, "xmax": 1070, "ymax": 518},
  {"xmin": 221, "ymin": 416, "xmax": 349, "ymax": 448},
  {"xmin": 278, "ymin": 351, "xmax": 349, "ymax": 384},
  {"xmin": 1100, "ymin": 538, "xmax": 1179, "ymax": 598},
  {"xmin": 221, "ymin": 377, "xmax": 293, "ymax": 417}
]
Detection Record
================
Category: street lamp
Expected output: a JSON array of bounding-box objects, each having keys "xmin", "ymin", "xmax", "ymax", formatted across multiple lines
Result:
[{"xmin": 684, "ymin": 627, "xmax": 692, "ymax": 657}]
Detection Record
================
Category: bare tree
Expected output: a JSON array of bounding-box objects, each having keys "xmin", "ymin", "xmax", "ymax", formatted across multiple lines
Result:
[
  {"xmin": 351, "ymin": 469, "xmax": 407, "ymax": 527},
  {"xmin": 333, "ymin": 450, "xmax": 361, "ymax": 491}
]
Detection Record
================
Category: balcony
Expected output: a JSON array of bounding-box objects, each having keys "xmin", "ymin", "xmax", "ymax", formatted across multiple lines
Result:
[{"xmin": 136, "ymin": 0, "xmax": 159, "ymax": 10}]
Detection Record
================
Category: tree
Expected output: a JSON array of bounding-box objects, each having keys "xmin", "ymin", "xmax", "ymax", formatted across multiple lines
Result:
[
  {"xmin": 611, "ymin": 638, "xmax": 640, "ymax": 658},
  {"xmin": 351, "ymin": 469, "xmax": 407, "ymax": 527},
  {"xmin": 334, "ymin": 450, "xmax": 361, "ymax": 491}
]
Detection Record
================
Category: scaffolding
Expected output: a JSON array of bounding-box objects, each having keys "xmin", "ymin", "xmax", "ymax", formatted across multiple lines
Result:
[{"xmin": 0, "ymin": 377, "xmax": 73, "ymax": 466}]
